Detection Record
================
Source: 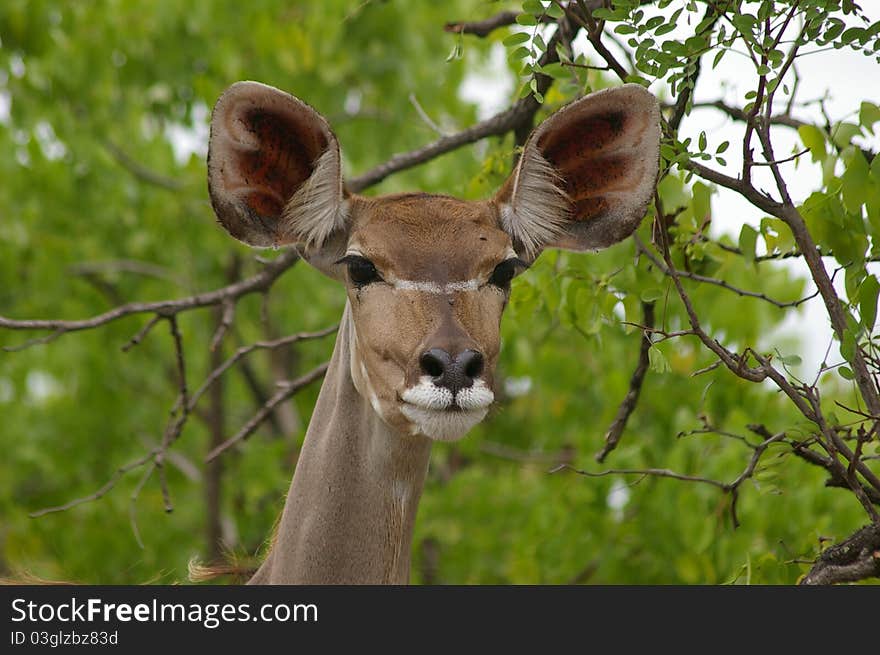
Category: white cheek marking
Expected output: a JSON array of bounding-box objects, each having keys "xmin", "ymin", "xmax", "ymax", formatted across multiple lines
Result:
[
  {"xmin": 401, "ymin": 377, "xmax": 453, "ymax": 409},
  {"xmin": 392, "ymin": 279, "xmax": 482, "ymax": 294},
  {"xmin": 455, "ymin": 380, "xmax": 495, "ymax": 410},
  {"xmin": 400, "ymin": 378, "xmax": 495, "ymax": 441}
]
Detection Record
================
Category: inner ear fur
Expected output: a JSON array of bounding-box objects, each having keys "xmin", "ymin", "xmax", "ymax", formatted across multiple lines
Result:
[
  {"xmin": 207, "ymin": 81, "xmax": 347, "ymax": 249},
  {"xmin": 495, "ymin": 84, "xmax": 660, "ymax": 259}
]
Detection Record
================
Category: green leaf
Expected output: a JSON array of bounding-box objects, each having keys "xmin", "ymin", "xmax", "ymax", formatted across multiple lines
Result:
[
  {"xmin": 823, "ymin": 18, "xmax": 845, "ymax": 42},
  {"xmin": 538, "ymin": 62, "xmax": 566, "ymax": 79},
  {"xmin": 831, "ymin": 122, "xmax": 862, "ymax": 149},
  {"xmin": 645, "ymin": 16, "xmax": 665, "ymax": 31},
  {"xmin": 841, "ymin": 152, "xmax": 871, "ymax": 213},
  {"xmin": 648, "ymin": 345, "xmax": 670, "ymax": 374},
  {"xmin": 546, "ymin": 2, "xmax": 564, "ymax": 18},
  {"xmin": 691, "ymin": 181, "xmax": 711, "ymax": 221},
  {"xmin": 841, "ymin": 27, "xmax": 865, "ymax": 45},
  {"xmin": 503, "ymin": 32, "xmax": 531, "ymax": 46},
  {"xmin": 657, "ymin": 173, "xmax": 688, "ymax": 211},
  {"xmin": 522, "ymin": 0, "xmax": 544, "ymax": 15},
  {"xmin": 859, "ymin": 102, "xmax": 880, "ymax": 132},
  {"xmin": 446, "ymin": 42, "xmax": 463, "ymax": 62},
  {"xmin": 738, "ymin": 224, "xmax": 758, "ymax": 263},
  {"xmin": 845, "ymin": 265, "xmax": 866, "ymax": 303},
  {"xmin": 838, "ymin": 366, "xmax": 855, "ymax": 380},
  {"xmin": 640, "ymin": 287, "xmax": 664, "ymax": 303},
  {"xmin": 798, "ymin": 125, "xmax": 826, "ymax": 162},
  {"xmin": 841, "ymin": 326, "xmax": 857, "ymax": 362},
  {"xmin": 859, "ymin": 274, "xmax": 880, "ymax": 330}
]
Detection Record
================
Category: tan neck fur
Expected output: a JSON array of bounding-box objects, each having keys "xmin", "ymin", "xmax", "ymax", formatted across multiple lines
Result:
[{"xmin": 248, "ymin": 302, "xmax": 432, "ymax": 584}]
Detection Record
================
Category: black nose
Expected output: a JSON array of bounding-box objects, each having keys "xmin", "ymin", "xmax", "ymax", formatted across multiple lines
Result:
[{"xmin": 419, "ymin": 348, "xmax": 484, "ymax": 395}]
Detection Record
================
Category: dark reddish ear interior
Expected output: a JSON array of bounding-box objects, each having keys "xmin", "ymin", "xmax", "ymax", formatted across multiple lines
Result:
[
  {"xmin": 207, "ymin": 81, "xmax": 341, "ymax": 247},
  {"xmin": 495, "ymin": 84, "xmax": 660, "ymax": 256},
  {"xmin": 537, "ymin": 109, "xmax": 633, "ymax": 223}
]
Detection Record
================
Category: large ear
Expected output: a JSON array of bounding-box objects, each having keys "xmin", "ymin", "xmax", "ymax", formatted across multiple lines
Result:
[
  {"xmin": 495, "ymin": 84, "xmax": 660, "ymax": 259},
  {"xmin": 207, "ymin": 81, "xmax": 347, "ymax": 249}
]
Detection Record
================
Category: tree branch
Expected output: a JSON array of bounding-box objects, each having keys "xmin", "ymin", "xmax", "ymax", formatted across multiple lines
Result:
[
  {"xmin": 349, "ymin": 14, "xmax": 574, "ymax": 192},
  {"xmin": 596, "ymin": 302, "xmax": 654, "ymax": 462},
  {"xmin": 0, "ymin": 250, "xmax": 300, "ymax": 349},
  {"xmin": 791, "ymin": 443, "xmax": 880, "ymax": 507},
  {"xmin": 637, "ymin": 238, "xmax": 818, "ymax": 309},
  {"xmin": 558, "ymin": 432, "xmax": 785, "ymax": 528},
  {"xmin": 205, "ymin": 362, "xmax": 330, "ymax": 462},
  {"xmin": 102, "ymin": 139, "xmax": 184, "ymax": 191},
  {"xmin": 189, "ymin": 325, "xmax": 337, "ymax": 411},
  {"xmin": 800, "ymin": 523, "xmax": 880, "ymax": 585},
  {"xmin": 444, "ymin": 11, "xmax": 519, "ymax": 37}
]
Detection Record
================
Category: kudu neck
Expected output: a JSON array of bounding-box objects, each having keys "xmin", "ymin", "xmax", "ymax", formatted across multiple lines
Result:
[{"xmin": 249, "ymin": 302, "xmax": 432, "ymax": 584}]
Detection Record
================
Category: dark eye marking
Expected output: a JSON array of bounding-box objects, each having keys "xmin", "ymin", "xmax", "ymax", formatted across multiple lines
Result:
[
  {"xmin": 336, "ymin": 255, "xmax": 382, "ymax": 288},
  {"xmin": 489, "ymin": 258, "xmax": 528, "ymax": 290}
]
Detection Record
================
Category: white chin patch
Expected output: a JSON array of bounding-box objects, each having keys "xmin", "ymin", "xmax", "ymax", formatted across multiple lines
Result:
[
  {"xmin": 400, "ymin": 378, "xmax": 494, "ymax": 441},
  {"xmin": 399, "ymin": 405, "xmax": 489, "ymax": 441}
]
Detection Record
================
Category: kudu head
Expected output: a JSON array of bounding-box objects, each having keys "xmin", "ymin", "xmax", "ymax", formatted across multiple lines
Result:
[{"xmin": 207, "ymin": 82, "xmax": 659, "ymax": 441}]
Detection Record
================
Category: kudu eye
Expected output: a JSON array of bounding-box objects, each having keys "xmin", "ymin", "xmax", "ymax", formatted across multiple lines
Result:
[
  {"xmin": 489, "ymin": 258, "xmax": 526, "ymax": 290},
  {"xmin": 338, "ymin": 255, "xmax": 381, "ymax": 287}
]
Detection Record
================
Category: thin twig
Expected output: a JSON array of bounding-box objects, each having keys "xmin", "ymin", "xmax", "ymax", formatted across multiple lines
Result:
[
  {"xmin": 102, "ymin": 139, "xmax": 184, "ymax": 191},
  {"xmin": 409, "ymin": 94, "xmax": 448, "ymax": 136},
  {"xmin": 348, "ymin": 16, "xmax": 571, "ymax": 192},
  {"xmin": 596, "ymin": 302, "xmax": 655, "ymax": 462},
  {"xmin": 189, "ymin": 325, "xmax": 337, "ymax": 411},
  {"xmin": 29, "ymin": 450, "xmax": 157, "ymax": 517},
  {"xmin": 205, "ymin": 362, "xmax": 330, "ymax": 462},
  {"xmin": 122, "ymin": 315, "xmax": 163, "ymax": 352},
  {"xmin": 210, "ymin": 300, "xmax": 236, "ymax": 352},
  {"xmin": 69, "ymin": 259, "xmax": 187, "ymax": 287},
  {"xmin": 637, "ymin": 238, "xmax": 817, "ymax": 309},
  {"xmin": 550, "ymin": 462, "xmax": 728, "ymax": 489}
]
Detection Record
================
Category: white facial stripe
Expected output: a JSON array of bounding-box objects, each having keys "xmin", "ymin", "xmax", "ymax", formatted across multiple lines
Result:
[{"xmin": 392, "ymin": 279, "xmax": 482, "ymax": 294}]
